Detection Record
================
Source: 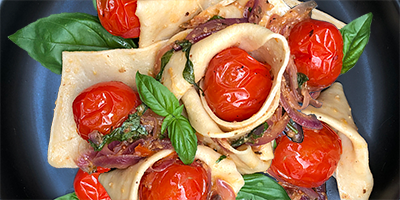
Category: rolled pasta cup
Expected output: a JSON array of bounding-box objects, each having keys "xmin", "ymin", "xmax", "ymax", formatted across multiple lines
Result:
[
  {"xmin": 47, "ymin": 41, "xmax": 167, "ymax": 168},
  {"xmin": 99, "ymin": 145, "xmax": 245, "ymax": 200},
  {"xmin": 162, "ymin": 23, "xmax": 289, "ymax": 138},
  {"xmin": 302, "ymin": 82, "xmax": 373, "ymax": 200}
]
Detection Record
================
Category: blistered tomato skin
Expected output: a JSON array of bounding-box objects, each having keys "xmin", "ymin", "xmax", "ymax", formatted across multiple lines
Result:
[
  {"xmin": 74, "ymin": 167, "xmax": 111, "ymax": 200},
  {"xmin": 289, "ymin": 18, "xmax": 343, "ymax": 91},
  {"xmin": 270, "ymin": 123, "xmax": 342, "ymax": 188},
  {"xmin": 139, "ymin": 160, "xmax": 210, "ymax": 200},
  {"xmin": 72, "ymin": 81, "xmax": 141, "ymax": 141},
  {"xmin": 97, "ymin": 0, "xmax": 140, "ymax": 38},
  {"xmin": 203, "ymin": 47, "xmax": 273, "ymax": 122}
]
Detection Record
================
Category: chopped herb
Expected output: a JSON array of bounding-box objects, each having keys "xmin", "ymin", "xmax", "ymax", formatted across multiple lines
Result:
[
  {"xmin": 208, "ymin": 15, "xmax": 225, "ymax": 21},
  {"xmin": 297, "ymin": 72, "xmax": 309, "ymax": 89},
  {"xmin": 216, "ymin": 155, "xmax": 227, "ymax": 163},
  {"xmin": 156, "ymin": 49, "xmax": 174, "ymax": 81},
  {"xmin": 231, "ymin": 122, "xmax": 269, "ymax": 147},
  {"xmin": 89, "ymin": 104, "xmax": 149, "ymax": 151}
]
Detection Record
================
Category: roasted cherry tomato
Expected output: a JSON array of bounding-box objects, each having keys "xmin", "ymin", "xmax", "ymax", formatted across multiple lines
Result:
[
  {"xmin": 269, "ymin": 122, "xmax": 342, "ymax": 188},
  {"xmin": 139, "ymin": 159, "xmax": 210, "ymax": 200},
  {"xmin": 72, "ymin": 81, "xmax": 141, "ymax": 141},
  {"xmin": 97, "ymin": 0, "xmax": 140, "ymax": 38},
  {"xmin": 74, "ymin": 167, "xmax": 111, "ymax": 200},
  {"xmin": 288, "ymin": 18, "xmax": 343, "ymax": 91},
  {"xmin": 203, "ymin": 47, "xmax": 272, "ymax": 122}
]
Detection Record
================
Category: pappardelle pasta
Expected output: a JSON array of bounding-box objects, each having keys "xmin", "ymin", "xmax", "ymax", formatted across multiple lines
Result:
[{"xmin": 9, "ymin": 0, "xmax": 373, "ymax": 199}]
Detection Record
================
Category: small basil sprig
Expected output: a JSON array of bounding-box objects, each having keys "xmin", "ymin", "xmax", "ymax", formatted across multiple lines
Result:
[
  {"xmin": 236, "ymin": 174, "xmax": 290, "ymax": 200},
  {"xmin": 89, "ymin": 104, "xmax": 148, "ymax": 151},
  {"xmin": 8, "ymin": 13, "xmax": 136, "ymax": 74},
  {"xmin": 136, "ymin": 72, "xmax": 197, "ymax": 164},
  {"xmin": 340, "ymin": 12, "xmax": 373, "ymax": 74},
  {"xmin": 54, "ymin": 192, "xmax": 79, "ymax": 200}
]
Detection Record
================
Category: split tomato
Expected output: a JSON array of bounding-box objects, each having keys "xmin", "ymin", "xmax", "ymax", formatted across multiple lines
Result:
[
  {"xmin": 72, "ymin": 81, "xmax": 141, "ymax": 141},
  {"xmin": 74, "ymin": 167, "xmax": 111, "ymax": 200},
  {"xmin": 203, "ymin": 47, "xmax": 273, "ymax": 122},
  {"xmin": 269, "ymin": 122, "xmax": 342, "ymax": 188},
  {"xmin": 97, "ymin": 0, "xmax": 140, "ymax": 38},
  {"xmin": 288, "ymin": 18, "xmax": 343, "ymax": 91}
]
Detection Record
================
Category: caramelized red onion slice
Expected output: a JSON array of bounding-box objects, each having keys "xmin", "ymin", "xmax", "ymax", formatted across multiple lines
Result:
[
  {"xmin": 184, "ymin": 18, "xmax": 248, "ymax": 44},
  {"xmin": 210, "ymin": 179, "xmax": 236, "ymax": 200},
  {"xmin": 247, "ymin": 0, "xmax": 274, "ymax": 24},
  {"xmin": 251, "ymin": 114, "xmax": 290, "ymax": 146},
  {"xmin": 280, "ymin": 92, "xmax": 322, "ymax": 130},
  {"xmin": 266, "ymin": 0, "xmax": 316, "ymax": 37},
  {"xmin": 283, "ymin": 120, "xmax": 304, "ymax": 143}
]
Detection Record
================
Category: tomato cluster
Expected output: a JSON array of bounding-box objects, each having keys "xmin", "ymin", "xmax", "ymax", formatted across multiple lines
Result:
[{"xmin": 203, "ymin": 47, "xmax": 273, "ymax": 122}]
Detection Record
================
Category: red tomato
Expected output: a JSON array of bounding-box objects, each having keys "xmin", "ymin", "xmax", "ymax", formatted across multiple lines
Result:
[
  {"xmin": 74, "ymin": 167, "xmax": 111, "ymax": 200},
  {"xmin": 269, "ymin": 122, "xmax": 342, "ymax": 188},
  {"xmin": 203, "ymin": 47, "xmax": 272, "ymax": 122},
  {"xmin": 97, "ymin": 0, "xmax": 140, "ymax": 38},
  {"xmin": 139, "ymin": 159, "xmax": 210, "ymax": 200},
  {"xmin": 288, "ymin": 18, "xmax": 343, "ymax": 91},
  {"xmin": 72, "ymin": 81, "xmax": 141, "ymax": 141}
]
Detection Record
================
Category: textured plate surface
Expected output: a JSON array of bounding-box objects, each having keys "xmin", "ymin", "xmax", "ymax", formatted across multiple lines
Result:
[{"xmin": 1, "ymin": 0, "xmax": 399, "ymax": 199}]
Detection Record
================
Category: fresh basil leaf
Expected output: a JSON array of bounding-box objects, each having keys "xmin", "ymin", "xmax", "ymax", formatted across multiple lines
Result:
[
  {"xmin": 183, "ymin": 51, "xmax": 196, "ymax": 85},
  {"xmin": 216, "ymin": 155, "xmax": 227, "ymax": 163},
  {"xmin": 89, "ymin": 105, "xmax": 148, "ymax": 151},
  {"xmin": 136, "ymin": 72, "xmax": 180, "ymax": 116},
  {"xmin": 54, "ymin": 192, "xmax": 79, "ymax": 200},
  {"xmin": 93, "ymin": 0, "xmax": 97, "ymax": 10},
  {"xmin": 237, "ymin": 174, "xmax": 290, "ymax": 200},
  {"xmin": 168, "ymin": 115, "xmax": 197, "ymax": 164},
  {"xmin": 156, "ymin": 49, "xmax": 174, "ymax": 81},
  {"xmin": 297, "ymin": 72, "xmax": 309, "ymax": 89},
  {"xmin": 8, "ymin": 13, "xmax": 136, "ymax": 74},
  {"xmin": 161, "ymin": 114, "xmax": 174, "ymax": 136},
  {"xmin": 340, "ymin": 12, "xmax": 373, "ymax": 74}
]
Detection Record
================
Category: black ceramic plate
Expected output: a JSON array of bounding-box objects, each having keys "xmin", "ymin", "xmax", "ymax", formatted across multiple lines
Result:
[{"xmin": 1, "ymin": 0, "xmax": 399, "ymax": 199}]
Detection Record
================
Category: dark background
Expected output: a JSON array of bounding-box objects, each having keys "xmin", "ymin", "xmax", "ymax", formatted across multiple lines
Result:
[{"xmin": 1, "ymin": 0, "xmax": 399, "ymax": 199}]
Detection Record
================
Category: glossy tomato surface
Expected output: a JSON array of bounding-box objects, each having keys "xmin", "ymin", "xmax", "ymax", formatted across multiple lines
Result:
[
  {"xmin": 73, "ymin": 167, "xmax": 111, "ymax": 200},
  {"xmin": 270, "ymin": 123, "xmax": 342, "ymax": 188},
  {"xmin": 139, "ymin": 159, "xmax": 210, "ymax": 200},
  {"xmin": 203, "ymin": 47, "xmax": 272, "ymax": 122},
  {"xmin": 97, "ymin": 0, "xmax": 140, "ymax": 38},
  {"xmin": 72, "ymin": 81, "xmax": 141, "ymax": 141},
  {"xmin": 289, "ymin": 18, "xmax": 343, "ymax": 91}
]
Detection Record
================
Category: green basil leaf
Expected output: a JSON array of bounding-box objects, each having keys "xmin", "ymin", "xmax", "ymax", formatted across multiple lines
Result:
[
  {"xmin": 161, "ymin": 114, "xmax": 174, "ymax": 136},
  {"xmin": 237, "ymin": 174, "xmax": 290, "ymax": 200},
  {"xmin": 92, "ymin": 0, "xmax": 97, "ymax": 10},
  {"xmin": 216, "ymin": 155, "xmax": 227, "ymax": 163},
  {"xmin": 136, "ymin": 72, "xmax": 180, "ymax": 116},
  {"xmin": 297, "ymin": 72, "xmax": 309, "ymax": 89},
  {"xmin": 89, "ymin": 105, "xmax": 148, "ymax": 151},
  {"xmin": 168, "ymin": 115, "xmax": 197, "ymax": 164},
  {"xmin": 183, "ymin": 54, "xmax": 196, "ymax": 85},
  {"xmin": 8, "ymin": 13, "xmax": 136, "ymax": 74},
  {"xmin": 340, "ymin": 12, "xmax": 373, "ymax": 74},
  {"xmin": 54, "ymin": 192, "xmax": 79, "ymax": 200},
  {"xmin": 156, "ymin": 49, "xmax": 174, "ymax": 81}
]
